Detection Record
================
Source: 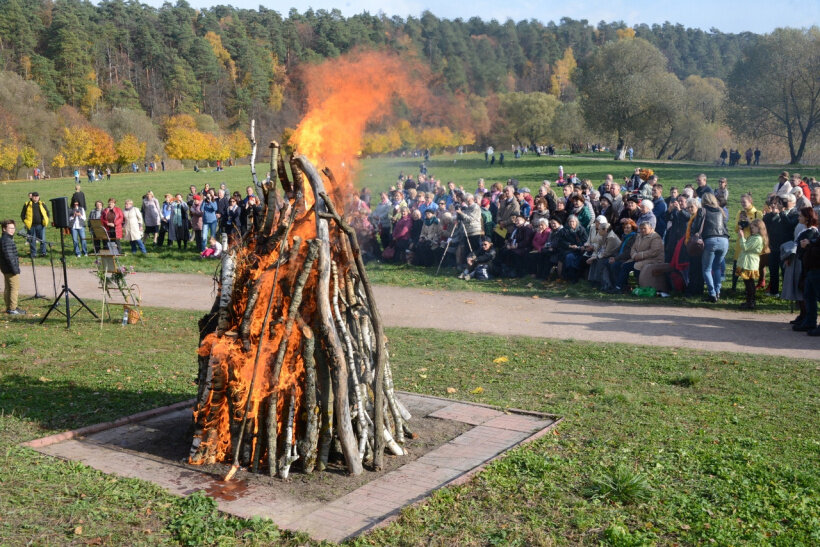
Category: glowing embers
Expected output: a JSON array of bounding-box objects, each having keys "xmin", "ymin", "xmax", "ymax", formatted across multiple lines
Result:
[{"xmin": 189, "ymin": 153, "xmax": 409, "ymax": 478}]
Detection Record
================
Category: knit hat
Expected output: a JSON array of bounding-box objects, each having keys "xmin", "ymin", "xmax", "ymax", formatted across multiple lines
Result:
[
  {"xmin": 600, "ymin": 193, "xmax": 614, "ymax": 204},
  {"xmin": 480, "ymin": 197, "xmax": 490, "ymax": 208}
]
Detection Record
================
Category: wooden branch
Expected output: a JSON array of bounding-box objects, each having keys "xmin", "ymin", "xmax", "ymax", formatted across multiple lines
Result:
[
  {"xmin": 278, "ymin": 388, "xmax": 299, "ymax": 478},
  {"xmin": 250, "ymin": 120, "xmax": 259, "ymax": 189},
  {"xmin": 296, "ymin": 155, "xmax": 363, "ymax": 476},
  {"xmin": 316, "ymin": 343, "xmax": 333, "ymax": 471},
  {"xmin": 298, "ymin": 325, "xmax": 319, "ymax": 473},
  {"xmin": 278, "ymin": 151, "xmax": 293, "ymax": 194},
  {"xmin": 317, "ymin": 185, "xmax": 389, "ymax": 470}
]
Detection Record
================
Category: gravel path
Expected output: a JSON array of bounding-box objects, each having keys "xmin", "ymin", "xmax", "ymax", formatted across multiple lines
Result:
[{"xmin": 16, "ymin": 266, "xmax": 818, "ymax": 360}]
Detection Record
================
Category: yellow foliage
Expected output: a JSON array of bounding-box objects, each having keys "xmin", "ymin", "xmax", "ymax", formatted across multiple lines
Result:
[
  {"xmin": 81, "ymin": 84, "xmax": 103, "ymax": 115},
  {"xmin": 616, "ymin": 27, "xmax": 636, "ymax": 40},
  {"xmin": 226, "ymin": 130, "xmax": 251, "ymax": 158},
  {"xmin": 550, "ymin": 47, "xmax": 577, "ymax": 98},
  {"xmin": 165, "ymin": 114, "xmax": 197, "ymax": 132},
  {"xmin": 116, "ymin": 134, "xmax": 147, "ymax": 165},
  {"xmin": 86, "ymin": 127, "xmax": 117, "ymax": 166},
  {"xmin": 60, "ymin": 127, "xmax": 93, "ymax": 167},
  {"xmin": 20, "ymin": 145, "xmax": 38, "ymax": 168},
  {"xmin": 51, "ymin": 153, "xmax": 66, "ymax": 169},
  {"xmin": 205, "ymin": 31, "xmax": 237, "ymax": 81},
  {"xmin": 0, "ymin": 141, "xmax": 18, "ymax": 173}
]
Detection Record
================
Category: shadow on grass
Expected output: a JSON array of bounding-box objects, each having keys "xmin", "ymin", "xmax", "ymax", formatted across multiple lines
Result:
[{"xmin": 0, "ymin": 373, "xmax": 191, "ymax": 435}]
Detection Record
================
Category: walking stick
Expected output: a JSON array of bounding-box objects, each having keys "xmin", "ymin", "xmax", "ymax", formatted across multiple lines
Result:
[{"xmin": 435, "ymin": 220, "xmax": 460, "ymax": 276}]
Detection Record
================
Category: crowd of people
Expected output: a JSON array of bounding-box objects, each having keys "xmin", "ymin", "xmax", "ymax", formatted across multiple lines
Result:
[
  {"xmin": 344, "ymin": 167, "xmax": 820, "ymax": 335},
  {"xmin": 3, "ymin": 166, "xmax": 820, "ymax": 333}
]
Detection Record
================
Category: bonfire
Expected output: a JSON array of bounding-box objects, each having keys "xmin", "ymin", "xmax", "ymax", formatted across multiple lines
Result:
[{"xmin": 189, "ymin": 122, "xmax": 410, "ymax": 478}]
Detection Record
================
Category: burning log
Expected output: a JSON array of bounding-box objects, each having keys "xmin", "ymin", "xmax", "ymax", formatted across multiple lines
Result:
[{"xmin": 189, "ymin": 126, "xmax": 409, "ymax": 478}]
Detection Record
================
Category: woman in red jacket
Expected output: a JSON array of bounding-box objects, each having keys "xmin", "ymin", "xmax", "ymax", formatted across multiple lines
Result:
[{"xmin": 102, "ymin": 198, "xmax": 124, "ymax": 253}]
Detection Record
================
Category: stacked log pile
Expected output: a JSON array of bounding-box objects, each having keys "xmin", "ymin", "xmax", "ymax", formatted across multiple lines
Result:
[{"xmin": 189, "ymin": 122, "xmax": 411, "ymax": 478}]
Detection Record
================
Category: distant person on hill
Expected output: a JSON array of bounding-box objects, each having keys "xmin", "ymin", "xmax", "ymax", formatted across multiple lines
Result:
[
  {"xmin": 719, "ymin": 148, "xmax": 728, "ymax": 166},
  {"xmin": 745, "ymin": 148, "xmax": 753, "ymax": 166},
  {"xmin": 753, "ymin": 147, "xmax": 761, "ymax": 165}
]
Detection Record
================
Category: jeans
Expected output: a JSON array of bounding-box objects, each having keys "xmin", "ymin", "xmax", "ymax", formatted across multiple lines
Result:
[
  {"xmin": 613, "ymin": 260, "xmax": 636, "ymax": 290},
  {"xmin": 29, "ymin": 225, "xmax": 46, "ymax": 255},
  {"xmin": 130, "ymin": 239, "xmax": 147, "ymax": 254},
  {"xmin": 702, "ymin": 237, "xmax": 729, "ymax": 297},
  {"xmin": 202, "ymin": 221, "xmax": 218, "ymax": 248},
  {"xmin": 800, "ymin": 270, "xmax": 820, "ymax": 328},
  {"xmin": 71, "ymin": 227, "xmax": 88, "ymax": 255}
]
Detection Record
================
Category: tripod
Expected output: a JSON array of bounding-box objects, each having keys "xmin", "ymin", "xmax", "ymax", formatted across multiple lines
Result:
[
  {"xmin": 40, "ymin": 229, "xmax": 98, "ymax": 327},
  {"xmin": 18, "ymin": 232, "xmax": 57, "ymax": 300},
  {"xmin": 435, "ymin": 219, "xmax": 473, "ymax": 275}
]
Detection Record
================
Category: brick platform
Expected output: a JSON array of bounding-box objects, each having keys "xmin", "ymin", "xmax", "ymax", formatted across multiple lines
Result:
[{"xmin": 26, "ymin": 392, "xmax": 559, "ymax": 543}]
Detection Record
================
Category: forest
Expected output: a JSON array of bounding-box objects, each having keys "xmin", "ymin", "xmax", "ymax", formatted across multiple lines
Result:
[{"xmin": 0, "ymin": 0, "xmax": 818, "ymax": 177}]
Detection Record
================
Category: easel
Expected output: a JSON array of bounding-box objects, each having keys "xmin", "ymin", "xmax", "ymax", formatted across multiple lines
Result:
[{"xmin": 90, "ymin": 220, "xmax": 143, "ymax": 327}]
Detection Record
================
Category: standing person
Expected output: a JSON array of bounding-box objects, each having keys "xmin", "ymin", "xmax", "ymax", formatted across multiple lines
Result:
[
  {"xmin": 169, "ymin": 194, "xmax": 190, "ymax": 249},
  {"xmin": 141, "ymin": 191, "xmax": 161, "ymax": 245},
  {"xmin": 1, "ymin": 219, "xmax": 25, "ymax": 315},
  {"xmin": 102, "ymin": 198, "xmax": 124, "ymax": 253},
  {"xmin": 157, "ymin": 194, "xmax": 173, "ymax": 247},
  {"xmin": 201, "ymin": 193, "xmax": 218, "ymax": 247},
  {"xmin": 696, "ymin": 193, "xmax": 730, "ymax": 303},
  {"xmin": 220, "ymin": 197, "xmax": 241, "ymax": 241},
  {"xmin": 71, "ymin": 184, "xmax": 87, "ymax": 211},
  {"xmin": 189, "ymin": 195, "xmax": 204, "ymax": 252},
  {"xmin": 695, "ymin": 174, "xmax": 713, "ymax": 199},
  {"xmin": 774, "ymin": 171, "xmax": 792, "ymax": 198},
  {"xmin": 122, "ymin": 199, "xmax": 146, "ymax": 255},
  {"xmin": 69, "ymin": 200, "xmax": 88, "ymax": 257},
  {"xmin": 74, "ymin": 169, "xmax": 80, "ymax": 184},
  {"xmin": 745, "ymin": 148, "xmax": 753, "ymax": 166},
  {"xmin": 736, "ymin": 194, "xmax": 765, "ymax": 288},
  {"xmin": 20, "ymin": 192, "xmax": 49, "ymax": 257},
  {"xmin": 753, "ymin": 147, "xmax": 761, "ymax": 165},
  {"xmin": 736, "ymin": 219, "xmax": 768, "ymax": 310}
]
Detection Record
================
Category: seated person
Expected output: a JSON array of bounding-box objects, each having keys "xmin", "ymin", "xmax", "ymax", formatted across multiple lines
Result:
[
  {"xmin": 201, "ymin": 236, "xmax": 223, "ymax": 258},
  {"xmin": 459, "ymin": 237, "xmax": 496, "ymax": 280}
]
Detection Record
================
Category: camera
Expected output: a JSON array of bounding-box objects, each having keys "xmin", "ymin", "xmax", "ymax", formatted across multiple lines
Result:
[{"xmin": 738, "ymin": 220, "xmax": 750, "ymax": 229}]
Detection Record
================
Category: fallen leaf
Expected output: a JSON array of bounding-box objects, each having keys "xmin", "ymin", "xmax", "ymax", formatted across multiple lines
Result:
[
  {"xmin": 446, "ymin": 387, "xmax": 457, "ymax": 394},
  {"xmin": 531, "ymin": 295, "xmax": 539, "ymax": 299},
  {"xmin": 493, "ymin": 356, "xmax": 508, "ymax": 364},
  {"xmin": 463, "ymin": 299, "xmax": 474, "ymax": 304},
  {"xmin": 39, "ymin": 376, "xmax": 51, "ymax": 383},
  {"xmin": 470, "ymin": 386, "xmax": 484, "ymax": 394},
  {"xmin": 418, "ymin": 367, "xmax": 427, "ymax": 372},
  {"xmin": 74, "ymin": 526, "xmax": 83, "ymax": 536},
  {"xmin": 419, "ymin": 374, "xmax": 427, "ymax": 379}
]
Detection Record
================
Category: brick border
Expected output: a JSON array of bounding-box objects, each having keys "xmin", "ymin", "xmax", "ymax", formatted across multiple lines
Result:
[{"xmin": 21, "ymin": 399, "xmax": 196, "ymax": 449}]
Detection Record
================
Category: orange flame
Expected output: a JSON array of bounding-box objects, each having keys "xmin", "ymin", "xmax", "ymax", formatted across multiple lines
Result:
[{"xmin": 292, "ymin": 50, "xmax": 423, "ymax": 201}]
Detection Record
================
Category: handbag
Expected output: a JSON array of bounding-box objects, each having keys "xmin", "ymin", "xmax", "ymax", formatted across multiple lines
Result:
[{"xmin": 686, "ymin": 216, "xmax": 705, "ymax": 257}]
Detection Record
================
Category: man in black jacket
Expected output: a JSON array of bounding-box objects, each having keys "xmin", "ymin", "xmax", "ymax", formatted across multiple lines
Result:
[
  {"xmin": 1, "ymin": 219, "xmax": 25, "ymax": 315},
  {"xmin": 796, "ymin": 234, "xmax": 820, "ymax": 336}
]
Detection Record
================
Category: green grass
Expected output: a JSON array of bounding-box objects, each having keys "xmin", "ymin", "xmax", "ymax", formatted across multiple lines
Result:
[{"xmin": 1, "ymin": 304, "xmax": 818, "ymax": 545}]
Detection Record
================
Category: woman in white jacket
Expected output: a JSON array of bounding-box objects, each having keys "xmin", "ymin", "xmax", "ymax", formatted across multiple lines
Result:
[{"xmin": 123, "ymin": 199, "xmax": 146, "ymax": 254}]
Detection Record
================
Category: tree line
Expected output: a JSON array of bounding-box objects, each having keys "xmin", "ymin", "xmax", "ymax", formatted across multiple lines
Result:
[{"xmin": 0, "ymin": 0, "xmax": 817, "ymax": 178}]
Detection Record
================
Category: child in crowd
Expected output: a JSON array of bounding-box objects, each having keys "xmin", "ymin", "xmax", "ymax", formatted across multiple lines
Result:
[
  {"xmin": 200, "ymin": 236, "xmax": 222, "ymax": 259},
  {"xmin": 736, "ymin": 219, "xmax": 768, "ymax": 310}
]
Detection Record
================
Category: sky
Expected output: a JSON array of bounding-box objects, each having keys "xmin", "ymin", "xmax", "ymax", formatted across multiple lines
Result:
[{"xmin": 180, "ymin": 0, "xmax": 819, "ymax": 34}]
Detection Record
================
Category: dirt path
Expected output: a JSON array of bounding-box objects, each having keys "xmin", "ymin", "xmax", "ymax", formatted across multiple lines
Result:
[{"xmin": 16, "ymin": 266, "xmax": 818, "ymax": 360}]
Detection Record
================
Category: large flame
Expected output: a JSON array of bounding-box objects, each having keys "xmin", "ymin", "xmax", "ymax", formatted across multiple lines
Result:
[{"xmin": 292, "ymin": 50, "xmax": 421, "ymax": 202}]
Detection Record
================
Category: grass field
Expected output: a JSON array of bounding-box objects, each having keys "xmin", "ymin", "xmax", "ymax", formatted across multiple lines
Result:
[
  {"xmin": 1, "ymin": 303, "xmax": 818, "ymax": 545},
  {"xmin": 0, "ymin": 153, "xmax": 814, "ymax": 310}
]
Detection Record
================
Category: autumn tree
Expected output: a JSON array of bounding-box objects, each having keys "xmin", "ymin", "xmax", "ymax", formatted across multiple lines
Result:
[
  {"xmin": 549, "ymin": 48, "xmax": 577, "ymax": 100},
  {"xmin": 51, "ymin": 152, "xmax": 66, "ymax": 177},
  {"xmin": 578, "ymin": 38, "xmax": 684, "ymax": 159},
  {"xmin": 60, "ymin": 127, "xmax": 92, "ymax": 168},
  {"xmin": 115, "ymin": 134, "xmax": 147, "ymax": 170},
  {"xmin": 226, "ymin": 129, "xmax": 251, "ymax": 160},
  {"xmin": 86, "ymin": 127, "xmax": 116, "ymax": 166},
  {"xmin": 727, "ymin": 28, "xmax": 820, "ymax": 164},
  {"xmin": 0, "ymin": 141, "xmax": 17, "ymax": 178},
  {"xmin": 495, "ymin": 92, "xmax": 560, "ymax": 147}
]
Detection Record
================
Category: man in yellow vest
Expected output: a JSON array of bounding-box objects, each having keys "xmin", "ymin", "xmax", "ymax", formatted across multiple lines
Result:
[{"xmin": 20, "ymin": 192, "xmax": 50, "ymax": 257}]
